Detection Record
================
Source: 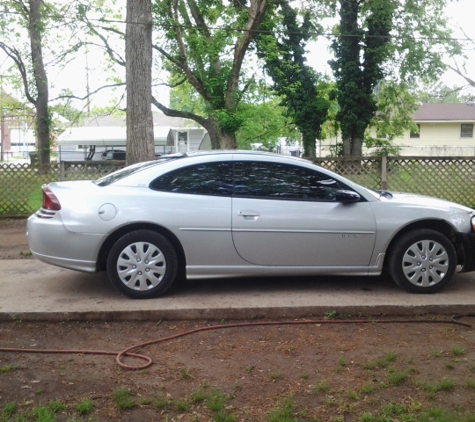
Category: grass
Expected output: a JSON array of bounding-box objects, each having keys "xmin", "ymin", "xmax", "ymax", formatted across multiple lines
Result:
[
  {"xmin": 205, "ymin": 390, "xmax": 235, "ymax": 422},
  {"xmin": 76, "ymin": 399, "xmax": 93, "ymax": 415},
  {"xmin": 0, "ymin": 365, "xmax": 17, "ymax": 374},
  {"xmin": 113, "ymin": 388, "xmax": 137, "ymax": 410},
  {"xmin": 360, "ymin": 401, "xmax": 475, "ymax": 422},
  {"xmin": 418, "ymin": 378, "xmax": 456, "ymax": 398},
  {"xmin": 451, "ymin": 346, "xmax": 466, "ymax": 356},
  {"xmin": 312, "ymin": 380, "xmax": 330, "ymax": 393},
  {"xmin": 386, "ymin": 370, "xmax": 409, "ymax": 386},
  {"xmin": 267, "ymin": 397, "xmax": 297, "ymax": 422}
]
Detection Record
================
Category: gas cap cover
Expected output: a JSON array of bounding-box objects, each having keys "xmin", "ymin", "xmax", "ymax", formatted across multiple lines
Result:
[{"xmin": 98, "ymin": 203, "xmax": 117, "ymax": 221}]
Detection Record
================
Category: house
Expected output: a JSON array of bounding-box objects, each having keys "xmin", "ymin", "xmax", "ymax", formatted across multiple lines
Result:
[
  {"xmin": 394, "ymin": 103, "xmax": 475, "ymax": 156},
  {"xmin": 0, "ymin": 107, "xmax": 36, "ymax": 161},
  {"xmin": 56, "ymin": 113, "xmax": 208, "ymax": 161},
  {"xmin": 320, "ymin": 103, "xmax": 475, "ymax": 157}
]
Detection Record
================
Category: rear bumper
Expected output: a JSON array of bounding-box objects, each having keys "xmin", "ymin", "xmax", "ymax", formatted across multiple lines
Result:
[
  {"xmin": 27, "ymin": 211, "xmax": 104, "ymax": 273},
  {"xmin": 459, "ymin": 232, "xmax": 475, "ymax": 273}
]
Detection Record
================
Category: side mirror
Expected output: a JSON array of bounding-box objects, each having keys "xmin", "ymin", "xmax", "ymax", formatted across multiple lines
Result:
[{"xmin": 335, "ymin": 189, "xmax": 360, "ymax": 203}]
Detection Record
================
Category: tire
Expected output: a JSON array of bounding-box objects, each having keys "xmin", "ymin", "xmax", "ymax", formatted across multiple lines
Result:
[
  {"xmin": 107, "ymin": 230, "xmax": 178, "ymax": 299},
  {"xmin": 388, "ymin": 229, "xmax": 456, "ymax": 294}
]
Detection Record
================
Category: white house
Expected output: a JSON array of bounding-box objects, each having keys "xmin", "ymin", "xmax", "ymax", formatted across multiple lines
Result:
[
  {"xmin": 320, "ymin": 103, "xmax": 475, "ymax": 157},
  {"xmin": 394, "ymin": 103, "xmax": 475, "ymax": 156},
  {"xmin": 56, "ymin": 113, "xmax": 208, "ymax": 161}
]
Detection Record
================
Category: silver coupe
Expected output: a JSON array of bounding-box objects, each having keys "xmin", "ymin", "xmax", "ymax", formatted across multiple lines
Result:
[{"xmin": 27, "ymin": 151, "xmax": 475, "ymax": 299}]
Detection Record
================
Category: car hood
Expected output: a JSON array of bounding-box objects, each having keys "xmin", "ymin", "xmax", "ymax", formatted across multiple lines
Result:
[{"xmin": 382, "ymin": 191, "xmax": 474, "ymax": 213}]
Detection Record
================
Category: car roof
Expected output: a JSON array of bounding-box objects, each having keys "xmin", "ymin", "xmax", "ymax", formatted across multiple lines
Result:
[{"xmin": 178, "ymin": 149, "xmax": 309, "ymax": 164}]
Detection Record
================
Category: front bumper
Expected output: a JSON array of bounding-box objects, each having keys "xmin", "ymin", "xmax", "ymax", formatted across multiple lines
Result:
[{"xmin": 458, "ymin": 232, "xmax": 475, "ymax": 273}]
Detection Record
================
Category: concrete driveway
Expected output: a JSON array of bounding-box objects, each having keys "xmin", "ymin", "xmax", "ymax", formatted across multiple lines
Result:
[{"xmin": 1, "ymin": 259, "xmax": 475, "ymax": 321}]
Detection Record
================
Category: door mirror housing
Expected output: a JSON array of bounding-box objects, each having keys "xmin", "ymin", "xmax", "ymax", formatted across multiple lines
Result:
[{"xmin": 335, "ymin": 189, "xmax": 360, "ymax": 203}]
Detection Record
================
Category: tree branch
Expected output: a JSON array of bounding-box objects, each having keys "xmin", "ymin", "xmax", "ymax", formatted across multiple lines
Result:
[
  {"xmin": 0, "ymin": 42, "xmax": 36, "ymax": 105},
  {"xmin": 151, "ymin": 95, "xmax": 209, "ymax": 128},
  {"xmin": 50, "ymin": 82, "xmax": 126, "ymax": 102},
  {"xmin": 448, "ymin": 63, "xmax": 475, "ymax": 89},
  {"xmin": 226, "ymin": 0, "xmax": 268, "ymax": 108}
]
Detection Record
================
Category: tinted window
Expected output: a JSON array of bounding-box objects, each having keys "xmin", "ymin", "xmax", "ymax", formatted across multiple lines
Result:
[
  {"xmin": 150, "ymin": 162, "xmax": 233, "ymax": 196},
  {"xmin": 233, "ymin": 161, "xmax": 347, "ymax": 201}
]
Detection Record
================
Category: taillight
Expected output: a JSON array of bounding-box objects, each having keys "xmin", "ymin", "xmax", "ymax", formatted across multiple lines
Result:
[{"xmin": 42, "ymin": 186, "xmax": 61, "ymax": 211}]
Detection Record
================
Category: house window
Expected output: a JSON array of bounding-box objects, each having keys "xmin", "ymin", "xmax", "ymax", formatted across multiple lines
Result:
[
  {"xmin": 461, "ymin": 124, "xmax": 473, "ymax": 138},
  {"xmin": 178, "ymin": 132, "xmax": 187, "ymax": 143},
  {"xmin": 410, "ymin": 124, "xmax": 420, "ymax": 138}
]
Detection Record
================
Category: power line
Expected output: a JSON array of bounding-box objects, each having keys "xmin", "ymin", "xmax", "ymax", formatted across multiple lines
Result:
[{"xmin": 0, "ymin": 9, "xmax": 473, "ymax": 43}]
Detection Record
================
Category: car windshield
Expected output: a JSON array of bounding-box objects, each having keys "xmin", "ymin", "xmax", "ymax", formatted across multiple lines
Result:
[{"xmin": 94, "ymin": 155, "xmax": 182, "ymax": 186}]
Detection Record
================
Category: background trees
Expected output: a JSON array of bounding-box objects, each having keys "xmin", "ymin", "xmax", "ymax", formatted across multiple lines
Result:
[
  {"xmin": 329, "ymin": 0, "xmax": 458, "ymax": 157},
  {"xmin": 1, "ymin": 0, "xmax": 52, "ymax": 164},
  {"xmin": 256, "ymin": 0, "xmax": 330, "ymax": 158},
  {"xmin": 152, "ymin": 0, "xmax": 268, "ymax": 149},
  {"xmin": 0, "ymin": 0, "xmax": 468, "ymax": 160}
]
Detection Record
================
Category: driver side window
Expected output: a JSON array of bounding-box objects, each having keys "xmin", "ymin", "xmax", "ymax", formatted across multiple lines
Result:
[{"xmin": 233, "ymin": 161, "xmax": 348, "ymax": 201}]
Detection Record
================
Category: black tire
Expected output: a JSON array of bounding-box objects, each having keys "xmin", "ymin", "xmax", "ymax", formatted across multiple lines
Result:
[
  {"xmin": 388, "ymin": 229, "xmax": 456, "ymax": 294},
  {"xmin": 107, "ymin": 230, "xmax": 178, "ymax": 299}
]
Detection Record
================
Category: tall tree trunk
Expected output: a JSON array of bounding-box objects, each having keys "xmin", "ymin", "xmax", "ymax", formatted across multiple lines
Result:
[
  {"xmin": 342, "ymin": 137, "xmax": 351, "ymax": 157},
  {"xmin": 126, "ymin": 0, "xmax": 154, "ymax": 166},
  {"xmin": 302, "ymin": 132, "xmax": 316, "ymax": 158},
  {"xmin": 219, "ymin": 133, "xmax": 237, "ymax": 149},
  {"xmin": 351, "ymin": 137, "xmax": 362, "ymax": 157},
  {"xmin": 29, "ymin": 0, "xmax": 49, "ymax": 165}
]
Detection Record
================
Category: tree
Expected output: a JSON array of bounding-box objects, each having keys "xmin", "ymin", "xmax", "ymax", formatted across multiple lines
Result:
[
  {"xmin": 256, "ymin": 0, "xmax": 330, "ymax": 157},
  {"xmin": 329, "ymin": 0, "xmax": 459, "ymax": 157},
  {"xmin": 0, "ymin": 0, "xmax": 51, "ymax": 164},
  {"xmin": 330, "ymin": 0, "xmax": 395, "ymax": 157},
  {"xmin": 236, "ymin": 96, "xmax": 297, "ymax": 150},
  {"xmin": 152, "ymin": 0, "xmax": 269, "ymax": 149},
  {"xmin": 125, "ymin": 0, "xmax": 154, "ymax": 165},
  {"xmin": 169, "ymin": 78, "xmax": 297, "ymax": 151}
]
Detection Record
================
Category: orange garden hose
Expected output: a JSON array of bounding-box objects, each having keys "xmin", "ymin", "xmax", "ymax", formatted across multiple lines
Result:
[{"xmin": 0, "ymin": 315, "xmax": 473, "ymax": 371}]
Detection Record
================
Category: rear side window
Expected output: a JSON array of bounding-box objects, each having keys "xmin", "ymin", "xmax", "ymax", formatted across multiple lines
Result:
[{"xmin": 150, "ymin": 162, "xmax": 234, "ymax": 196}]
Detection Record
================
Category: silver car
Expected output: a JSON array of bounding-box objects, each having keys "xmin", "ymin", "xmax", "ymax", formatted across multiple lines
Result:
[{"xmin": 27, "ymin": 150, "xmax": 475, "ymax": 299}]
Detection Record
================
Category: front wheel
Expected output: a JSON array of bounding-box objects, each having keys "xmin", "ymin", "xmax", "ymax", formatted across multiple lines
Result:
[
  {"xmin": 388, "ymin": 229, "xmax": 456, "ymax": 294},
  {"xmin": 107, "ymin": 230, "xmax": 178, "ymax": 299}
]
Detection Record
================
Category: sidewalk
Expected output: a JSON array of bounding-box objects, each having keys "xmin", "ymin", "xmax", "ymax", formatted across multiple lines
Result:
[{"xmin": 1, "ymin": 259, "xmax": 475, "ymax": 321}]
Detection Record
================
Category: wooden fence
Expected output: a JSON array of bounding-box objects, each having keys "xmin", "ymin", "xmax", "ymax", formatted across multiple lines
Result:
[{"xmin": 1, "ymin": 157, "xmax": 475, "ymax": 218}]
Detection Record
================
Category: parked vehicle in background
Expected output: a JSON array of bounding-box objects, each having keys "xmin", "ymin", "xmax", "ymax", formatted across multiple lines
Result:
[
  {"xmin": 27, "ymin": 151, "xmax": 475, "ymax": 299},
  {"xmin": 101, "ymin": 149, "xmax": 126, "ymax": 160}
]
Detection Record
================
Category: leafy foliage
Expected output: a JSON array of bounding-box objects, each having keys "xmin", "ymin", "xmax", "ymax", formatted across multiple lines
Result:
[
  {"xmin": 256, "ymin": 0, "xmax": 330, "ymax": 157},
  {"xmin": 152, "ymin": 0, "xmax": 269, "ymax": 148},
  {"xmin": 330, "ymin": 0, "xmax": 459, "ymax": 157}
]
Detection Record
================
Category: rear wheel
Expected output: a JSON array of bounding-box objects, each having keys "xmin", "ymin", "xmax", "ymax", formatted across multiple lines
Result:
[
  {"xmin": 388, "ymin": 229, "xmax": 456, "ymax": 293},
  {"xmin": 107, "ymin": 230, "xmax": 178, "ymax": 299}
]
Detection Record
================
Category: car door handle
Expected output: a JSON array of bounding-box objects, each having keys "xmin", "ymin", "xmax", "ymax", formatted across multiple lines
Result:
[{"xmin": 238, "ymin": 210, "xmax": 260, "ymax": 220}]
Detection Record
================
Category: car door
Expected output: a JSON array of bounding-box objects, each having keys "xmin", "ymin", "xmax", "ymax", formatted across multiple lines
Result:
[
  {"xmin": 231, "ymin": 160, "xmax": 377, "ymax": 267},
  {"xmin": 149, "ymin": 160, "xmax": 236, "ymax": 266}
]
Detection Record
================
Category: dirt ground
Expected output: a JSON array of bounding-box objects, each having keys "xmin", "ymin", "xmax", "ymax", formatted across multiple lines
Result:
[
  {"xmin": 1, "ymin": 220, "xmax": 475, "ymax": 421},
  {"xmin": 0, "ymin": 219, "xmax": 32, "ymax": 260}
]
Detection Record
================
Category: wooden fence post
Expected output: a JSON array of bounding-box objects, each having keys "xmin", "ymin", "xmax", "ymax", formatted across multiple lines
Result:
[
  {"xmin": 60, "ymin": 161, "xmax": 65, "ymax": 181},
  {"xmin": 381, "ymin": 156, "xmax": 388, "ymax": 190}
]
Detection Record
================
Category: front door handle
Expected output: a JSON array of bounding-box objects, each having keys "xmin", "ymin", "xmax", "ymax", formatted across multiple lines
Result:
[{"xmin": 238, "ymin": 210, "xmax": 260, "ymax": 220}]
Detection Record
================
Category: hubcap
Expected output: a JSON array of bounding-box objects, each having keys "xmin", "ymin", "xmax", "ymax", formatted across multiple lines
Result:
[
  {"xmin": 116, "ymin": 242, "xmax": 166, "ymax": 291},
  {"xmin": 402, "ymin": 240, "xmax": 449, "ymax": 287}
]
